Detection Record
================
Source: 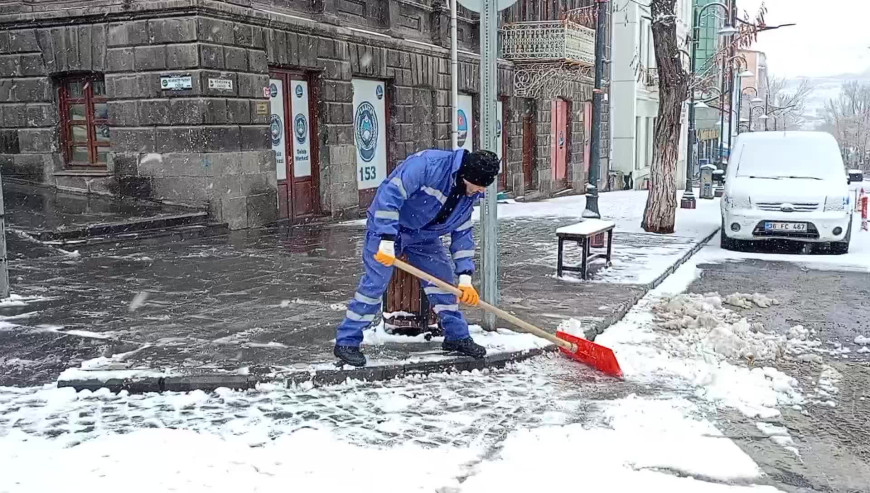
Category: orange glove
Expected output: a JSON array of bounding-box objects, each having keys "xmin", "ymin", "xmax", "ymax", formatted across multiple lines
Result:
[
  {"xmin": 458, "ymin": 274, "xmax": 479, "ymax": 306},
  {"xmin": 374, "ymin": 240, "xmax": 396, "ymax": 266}
]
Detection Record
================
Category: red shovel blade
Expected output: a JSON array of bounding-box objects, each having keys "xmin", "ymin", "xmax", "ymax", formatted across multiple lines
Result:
[{"xmin": 555, "ymin": 330, "xmax": 623, "ymax": 378}]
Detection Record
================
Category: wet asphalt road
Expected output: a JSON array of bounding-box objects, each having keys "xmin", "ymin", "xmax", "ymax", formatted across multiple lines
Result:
[{"xmin": 689, "ymin": 246, "xmax": 870, "ymax": 493}]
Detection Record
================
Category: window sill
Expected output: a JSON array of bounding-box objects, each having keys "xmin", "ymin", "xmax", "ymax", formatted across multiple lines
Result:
[{"xmin": 55, "ymin": 169, "xmax": 111, "ymax": 177}]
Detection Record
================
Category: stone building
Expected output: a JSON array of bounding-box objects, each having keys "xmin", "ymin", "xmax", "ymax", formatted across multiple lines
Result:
[{"xmin": 0, "ymin": 0, "xmax": 609, "ymax": 228}]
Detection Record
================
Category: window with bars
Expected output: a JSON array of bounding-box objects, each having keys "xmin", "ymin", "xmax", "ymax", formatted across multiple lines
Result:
[{"xmin": 58, "ymin": 75, "xmax": 110, "ymax": 167}]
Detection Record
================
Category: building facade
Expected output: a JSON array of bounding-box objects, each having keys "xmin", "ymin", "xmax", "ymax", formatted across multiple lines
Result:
[
  {"xmin": 0, "ymin": 0, "xmax": 608, "ymax": 229},
  {"xmin": 609, "ymin": 0, "xmax": 689, "ymax": 190},
  {"xmin": 692, "ymin": 0, "xmax": 725, "ymax": 167}
]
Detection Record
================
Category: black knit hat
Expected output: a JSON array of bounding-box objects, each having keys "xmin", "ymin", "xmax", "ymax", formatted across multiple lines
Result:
[{"xmin": 460, "ymin": 150, "xmax": 500, "ymax": 187}]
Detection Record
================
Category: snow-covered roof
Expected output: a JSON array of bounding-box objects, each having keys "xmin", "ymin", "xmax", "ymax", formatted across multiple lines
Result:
[{"xmin": 848, "ymin": 169, "xmax": 863, "ymax": 174}]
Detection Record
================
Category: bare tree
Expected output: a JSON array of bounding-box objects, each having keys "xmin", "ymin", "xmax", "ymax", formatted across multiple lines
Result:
[
  {"xmin": 765, "ymin": 76, "xmax": 812, "ymax": 130},
  {"xmin": 823, "ymin": 81, "xmax": 870, "ymax": 169},
  {"xmin": 642, "ymin": 1, "xmax": 770, "ymax": 233},
  {"xmin": 641, "ymin": 0, "xmax": 687, "ymax": 234}
]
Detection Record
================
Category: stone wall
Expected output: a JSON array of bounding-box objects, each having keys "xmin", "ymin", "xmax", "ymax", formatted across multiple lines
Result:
[{"xmin": 0, "ymin": 0, "xmax": 609, "ymax": 227}]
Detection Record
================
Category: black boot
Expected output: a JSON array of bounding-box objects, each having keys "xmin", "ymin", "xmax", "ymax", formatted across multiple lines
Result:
[
  {"xmin": 442, "ymin": 337, "xmax": 486, "ymax": 359},
  {"xmin": 334, "ymin": 345, "xmax": 367, "ymax": 367}
]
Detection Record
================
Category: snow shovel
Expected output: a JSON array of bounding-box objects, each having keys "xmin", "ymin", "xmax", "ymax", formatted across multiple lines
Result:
[{"xmin": 392, "ymin": 259, "xmax": 623, "ymax": 378}]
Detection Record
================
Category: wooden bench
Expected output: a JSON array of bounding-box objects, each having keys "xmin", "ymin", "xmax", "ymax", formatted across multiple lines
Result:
[{"xmin": 555, "ymin": 219, "xmax": 616, "ymax": 279}]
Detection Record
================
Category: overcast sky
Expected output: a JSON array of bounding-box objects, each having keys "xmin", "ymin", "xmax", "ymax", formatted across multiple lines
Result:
[{"xmin": 734, "ymin": 0, "xmax": 870, "ymax": 78}]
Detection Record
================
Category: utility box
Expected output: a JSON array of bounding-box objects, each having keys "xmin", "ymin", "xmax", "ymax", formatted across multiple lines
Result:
[{"xmin": 700, "ymin": 164, "xmax": 717, "ymax": 200}]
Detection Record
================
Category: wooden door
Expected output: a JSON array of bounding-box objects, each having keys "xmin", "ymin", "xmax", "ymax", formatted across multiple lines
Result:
[
  {"xmin": 269, "ymin": 70, "xmax": 320, "ymax": 221},
  {"xmin": 551, "ymin": 99, "xmax": 568, "ymax": 190},
  {"xmin": 522, "ymin": 114, "xmax": 535, "ymax": 189}
]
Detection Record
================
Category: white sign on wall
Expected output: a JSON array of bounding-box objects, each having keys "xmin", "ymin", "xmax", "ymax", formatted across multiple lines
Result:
[
  {"xmin": 352, "ymin": 79, "xmax": 387, "ymax": 190},
  {"xmin": 290, "ymin": 80, "xmax": 312, "ymax": 178},
  {"xmin": 268, "ymin": 78, "xmax": 287, "ymax": 181},
  {"xmin": 160, "ymin": 75, "xmax": 192, "ymax": 90},
  {"xmin": 457, "ymin": 94, "xmax": 474, "ymax": 152},
  {"xmin": 208, "ymin": 78, "xmax": 233, "ymax": 90}
]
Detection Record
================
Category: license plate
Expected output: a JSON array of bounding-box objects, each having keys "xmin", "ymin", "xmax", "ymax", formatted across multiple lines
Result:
[{"xmin": 764, "ymin": 222, "xmax": 807, "ymax": 232}]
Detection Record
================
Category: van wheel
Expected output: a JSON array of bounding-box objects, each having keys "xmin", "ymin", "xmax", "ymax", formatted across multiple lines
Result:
[{"xmin": 831, "ymin": 219, "xmax": 852, "ymax": 255}]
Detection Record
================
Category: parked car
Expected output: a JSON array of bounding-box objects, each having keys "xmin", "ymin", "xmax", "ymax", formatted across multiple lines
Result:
[
  {"xmin": 721, "ymin": 131, "xmax": 852, "ymax": 253},
  {"xmin": 848, "ymin": 169, "xmax": 869, "ymax": 196}
]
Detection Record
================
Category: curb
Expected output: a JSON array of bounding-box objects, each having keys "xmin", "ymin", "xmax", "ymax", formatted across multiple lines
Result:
[
  {"xmin": 57, "ymin": 347, "xmax": 556, "ymax": 393},
  {"xmin": 585, "ymin": 227, "xmax": 720, "ymax": 341},
  {"xmin": 646, "ymin": 227, "xmax": 721, "ymax": 290}
]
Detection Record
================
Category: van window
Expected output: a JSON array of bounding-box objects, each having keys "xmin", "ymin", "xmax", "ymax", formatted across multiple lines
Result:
[
  {"xmin": 848, "ymin": 170, "xmax": 864, "ymax": 182},
  {"xmin": 736, "ymin": 137, "xmax": 843, "ymax": 180}
]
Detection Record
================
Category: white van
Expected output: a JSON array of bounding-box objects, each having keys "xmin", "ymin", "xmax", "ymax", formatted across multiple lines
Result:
[{"xmin": 721, "ymin": 131, "xmax": 852, "ymax": 253}]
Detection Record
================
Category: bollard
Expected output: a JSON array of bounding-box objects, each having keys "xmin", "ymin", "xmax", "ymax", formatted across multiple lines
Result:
[{"xmin": 862, "ymin": 193, "xmax": 868, "ymax": 232}]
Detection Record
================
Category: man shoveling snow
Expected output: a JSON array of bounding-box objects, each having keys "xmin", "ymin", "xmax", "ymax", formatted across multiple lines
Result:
[{"xmin": 334, "ymin": 149, "xmax": 500, "ymax": 367}]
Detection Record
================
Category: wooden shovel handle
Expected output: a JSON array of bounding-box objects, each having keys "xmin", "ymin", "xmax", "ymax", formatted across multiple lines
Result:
[{"xmin": 391, "ymin": 259, "xmax": 576, "ymax": 352}]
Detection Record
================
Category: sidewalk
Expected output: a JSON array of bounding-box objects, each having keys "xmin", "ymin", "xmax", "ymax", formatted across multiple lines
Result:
[
  {"xmin": 3, "ymin": 180, "xmax": 211, "ymax": 244},
  {"xmin": 0, "ymin": 190, "xmax": 720, "ymax": 389}
]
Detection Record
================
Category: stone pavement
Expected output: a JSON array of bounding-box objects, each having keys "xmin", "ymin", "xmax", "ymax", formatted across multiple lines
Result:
[
  {"xmin": 0, "ymin": 195, "xmax": 718, "ymax": 389},
  {"xmin": 3, "ymin": 180, "xmax": 210, "ymax": 244}
]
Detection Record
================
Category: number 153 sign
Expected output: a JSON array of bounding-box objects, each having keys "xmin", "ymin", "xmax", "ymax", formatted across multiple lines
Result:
[{"xmin": 352, "ymin": 79, "xmax": 387, "ymax": 190}]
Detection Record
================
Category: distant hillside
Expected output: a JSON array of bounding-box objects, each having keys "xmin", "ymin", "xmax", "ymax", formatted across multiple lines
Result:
[{"xmin": 785, "ymin": 69, "xmax": 870, "ymax": 128}]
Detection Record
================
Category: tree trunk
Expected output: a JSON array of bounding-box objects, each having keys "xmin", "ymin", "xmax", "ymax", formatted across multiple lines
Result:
[{"xmin": 642, "ymin": 0, "xmax": 689, "ymax": 234}]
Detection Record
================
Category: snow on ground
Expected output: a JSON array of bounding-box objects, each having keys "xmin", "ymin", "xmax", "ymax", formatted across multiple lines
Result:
[
  {"xmin": 0, "ymin": 378, "xmax": 781, "ymax": 493},
  {"xmin": 471, "ymin": 190, "xmax": 721, "ymax": 239},
  {"xmin": 462, "ymin": 395, "xmax": 781, "ymax": 493},
  {"xmin": 362, "ymin": 322, "xmax": 552, "ymax": 354}
]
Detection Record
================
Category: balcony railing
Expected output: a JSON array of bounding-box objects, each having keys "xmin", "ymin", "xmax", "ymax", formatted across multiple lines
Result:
[
  {"xmin": 500, "ymin": 20, "xmax": 595, "ymax": 66},
  {"xmin": 643, "ymin": 67, "xmax": 659, "ymax": 88}
]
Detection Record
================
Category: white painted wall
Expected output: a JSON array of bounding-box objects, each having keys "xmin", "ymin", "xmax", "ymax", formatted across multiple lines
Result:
[{"xmin": 610, "ymin": 0, "xmax": 690, "ymax": 189}]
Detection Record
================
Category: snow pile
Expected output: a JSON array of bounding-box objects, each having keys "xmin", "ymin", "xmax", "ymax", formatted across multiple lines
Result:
[
  {"xmin": 808, "ymin": 364, "xmax": 841, "ymax": 408},
  {"xmin": 854, "ymin": 335, "xmax": 870, "ymax": 345},
  {"xmin": 723, "ymin": 293, "xmax": 779, "ymax": 309},
  {"xmin": 597, "ymin": 293, "xmax": 804, "ymax": 419},
  {"xmin": 755, "ymin": 422, "xmax": 800, "ymax": 457},
  {"xmin": 653, "ymin": 294, "xmax": 784, "ymax": 363}
]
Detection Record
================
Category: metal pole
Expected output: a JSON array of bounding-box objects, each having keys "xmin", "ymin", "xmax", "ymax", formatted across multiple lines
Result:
[
  {"xmin": 764, "ymin": 94, "xmax": 769, "ymax": 131},
  {"xmin": 735, "ymin": 77, "xmax": 742, "ymax": 135},
  {"xmin": 717, "ymin": 50, "xmax": 726, "ymax": 164},
  {"xmin": 681, "ymin": 6, "xmax": 700, "ymax": 209},
  {"xmin": 0, "ymin": 170, "xmax": 8, "ymax": 299},
  {"xmin": 725, "ymin": 0, "xmax": 735, "ymax": 158},
  {"xmin": 582, "ymin": 0, "xmax": 608, "ymax": 219},
  {"xmin": 450, "ymin": 0, "xmax": 459, "ymax": 149},
  {"xmin": 748, "ymin": 106, "xmax": 752, "ymax": 132},
  {"xmin": 480, "ymin": 0, "xmax": 498, "ymax": 330}
]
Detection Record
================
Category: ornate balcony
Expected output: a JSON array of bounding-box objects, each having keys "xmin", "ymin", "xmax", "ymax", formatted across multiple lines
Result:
[{"xmin": 500, "ymin": 20, "xmax": 595, "ymax": 66}]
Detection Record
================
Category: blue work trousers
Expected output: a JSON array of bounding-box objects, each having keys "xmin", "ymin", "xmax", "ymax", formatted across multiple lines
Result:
[{"xmin": 336, "ymin": 233, "xmax": 470, "ymax": 347}]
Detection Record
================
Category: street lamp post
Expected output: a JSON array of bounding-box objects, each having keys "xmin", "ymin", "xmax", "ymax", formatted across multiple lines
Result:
[
  {"xmin": 736, "ymin": 86, "xmax": 761, "ymax": 134},
  {"xmin": 730, "ymin": 65, "xmax": 753, "ymax": 150},
  {"xmin": 682, "ymin": 2, "xmax": 736, "ymax": 209},
  {"xmin": 747, "ymin": 106, "xmax": 766, "ymax": 132}
]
